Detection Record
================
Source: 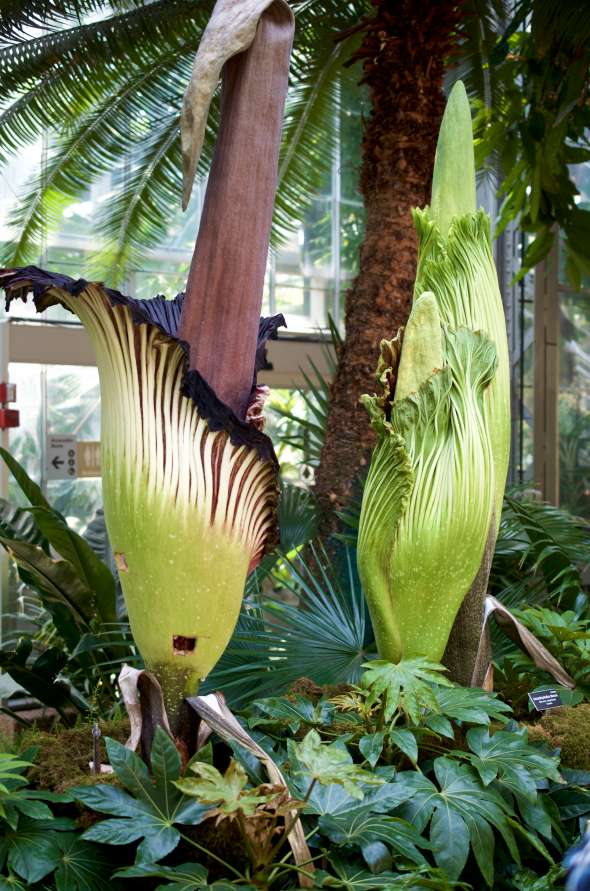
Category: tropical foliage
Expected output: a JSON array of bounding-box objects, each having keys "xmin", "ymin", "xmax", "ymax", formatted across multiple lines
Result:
[
  {"xmin": 0, "ymin": 0, "xmax": 370, "ymax": 280},
  {"xmin": 2, "ymin": 658, "xmax": 590, "ymax": 889},
  {"xmin": 0, "ymin": 447, "xmax": 136, "ymax": 723},
  {"xmin": 0, "ymin": 1, "xmax": 589, "ymax": 284},
  {"xmin": 356, "ymin": 81, "xmax": 510, "ymax": 669}
]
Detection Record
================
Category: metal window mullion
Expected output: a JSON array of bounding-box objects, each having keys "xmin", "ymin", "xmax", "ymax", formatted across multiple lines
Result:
[
  {"xmin": 533, "ymin": 240, "xmax": 560, "ymax": 504},
  {"xmin": 331, "ymin": 80, "xmax": 341, "ymax": 329}
]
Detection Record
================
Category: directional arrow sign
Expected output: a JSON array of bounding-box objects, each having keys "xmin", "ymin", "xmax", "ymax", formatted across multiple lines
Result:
[{"xmin": 46, "ymin": 435, "xmax": 77, "ymax": 480}]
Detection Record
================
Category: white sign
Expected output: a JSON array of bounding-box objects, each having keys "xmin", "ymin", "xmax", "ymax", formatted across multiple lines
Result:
[
  {"xmin": 77, "ymin": 441, "xmax": 101, "ymax": 478},
  {"xmin": 46, "ymin": 435, "xmax": 77, "ymax": 480}
]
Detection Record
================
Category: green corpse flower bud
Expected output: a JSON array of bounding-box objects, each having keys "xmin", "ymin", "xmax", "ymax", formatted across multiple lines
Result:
[{"xmin": 357, "ymin": 81, "xmax": 510, "ymax": 664}]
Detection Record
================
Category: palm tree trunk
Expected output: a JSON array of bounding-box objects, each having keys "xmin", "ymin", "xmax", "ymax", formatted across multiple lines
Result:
[{"xmin": 316, "ymin": 0, "xmax": 461, "ymax": 517}]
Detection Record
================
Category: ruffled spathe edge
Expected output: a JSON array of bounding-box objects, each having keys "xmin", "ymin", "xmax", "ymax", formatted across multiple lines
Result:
[{"xmin": 0, "ymin": 265, "xmax": 284, "ymax": 467}]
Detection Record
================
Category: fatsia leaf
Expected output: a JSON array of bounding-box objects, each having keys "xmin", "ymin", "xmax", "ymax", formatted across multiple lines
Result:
[
  {"xmin": 430, "ymin": 806, "xmax": 470, "ymax": 880},
  {"xmin": 429, "ymin": 684, "xmax": 512, "ymax": 726},
  {"xmin": 392, "ymin": 758, "xmax": 523, "ymax": 886},
  {"xmin": 358, "ymin": 733, "xmax": 384, "ymax": 768},
  {"xmin": 114, "ymin": 861, "xmax": 208, "ymax": 888},
  {"xmin": 51, "ymin": 833, "xmax": 118, "ymax": 891},
  {"xmin": 388, "ymin": 729, "xmax": 418, "ymax": 765},
  {"xmin": 461, "ymin": 727, "xmax": 561, "ymax": 796},
  {"xmin": 314, "ymin": 854, "xmax": 466, "ymax": 889},
  {"xmin": 361, "ymin": 659, "xmax": 451, "ymax": 723},
  {"xmin": 301, "ymin": 780, "xmax": 412, "ymax": 819},
  {"xmin": 2, "ymin": 816, "xmax": 72, "ymax": 884},
  {"xmin": 75, "ymin": 731, "xmax": 209, "ymax": 864},
  {"xmin": 318, "ymin": 811, "xmax": 430, "ymax": 866},
  {"xmin": 174, "ymin": 760, "xmax": 278, "ymax": 817},
  {"xmin": 292, "ymin": 730, "xmax": 383, "ymax": 800}
]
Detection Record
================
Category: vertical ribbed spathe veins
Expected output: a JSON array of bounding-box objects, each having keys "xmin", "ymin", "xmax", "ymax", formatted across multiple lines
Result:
[{"xmin": 0, "ymin": 267, "xmax": 281, "ymax": 699}]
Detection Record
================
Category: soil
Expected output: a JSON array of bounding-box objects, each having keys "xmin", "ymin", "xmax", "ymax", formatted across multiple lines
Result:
[{"xmin": 18, "ymin": 717, "xmax": 130, "ymax": 793}]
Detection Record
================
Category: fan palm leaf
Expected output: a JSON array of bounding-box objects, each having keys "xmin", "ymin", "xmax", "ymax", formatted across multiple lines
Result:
[{"xmin": 203, "ymin": 542, "xmax": 375, "ymax": 707}]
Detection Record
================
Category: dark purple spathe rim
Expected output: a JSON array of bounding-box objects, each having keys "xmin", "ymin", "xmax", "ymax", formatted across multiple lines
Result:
[{"xmin": 0, "ymin": 265, "xmax": 284, "ymax": 466}]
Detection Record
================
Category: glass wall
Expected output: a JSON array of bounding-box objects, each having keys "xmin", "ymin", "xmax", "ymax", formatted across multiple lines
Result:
[
  {"xmin": 8, "ymin": 363, "xmax": 102, "ymax": 532},
  {"xmin": 0, "ymin": 85, "xmax": 366, "ymax": 332}
]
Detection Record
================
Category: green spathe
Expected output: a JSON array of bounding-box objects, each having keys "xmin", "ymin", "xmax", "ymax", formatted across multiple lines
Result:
[
  {"xmin": 61, "ymin": 285, "xmax": 277, "ymax": 717},
  {"xmin": 357, "ymin": 79, "xmax": 510, "ymax": 667},
  {"xmin": 416, "ymin": 79, "xmax": 509, "ymax": 523},
  {"xmin": 394, "ymin": 291, "xmax": 443, "ymax": 402},
  {"xmin": 104, "ymin": 472, "xmax": 250, "ymax": 705},
  {"xmin": 358, "ymin": 328, "xmax": 497, "ymax": 662},
  {"xmin": 414, "ymin": 210, "xmax": 510, "ymax": 525}
]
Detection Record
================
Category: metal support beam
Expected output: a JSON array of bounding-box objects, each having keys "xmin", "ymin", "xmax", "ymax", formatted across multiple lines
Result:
[
  {"xmin": 533, "ymin": 243, "xmax": 560, "ymax": 504},
  {"xmin": 6, "ymin": 319, "xmax": 334, "ymax": 390}
]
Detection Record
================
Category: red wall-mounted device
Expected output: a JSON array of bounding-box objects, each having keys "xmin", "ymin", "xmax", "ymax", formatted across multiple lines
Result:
[{"xmin": 0, "ymin": 382, "xmax": 19, "ymax": 429}]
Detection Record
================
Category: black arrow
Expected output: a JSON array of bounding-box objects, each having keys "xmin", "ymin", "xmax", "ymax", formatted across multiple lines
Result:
[{"xmin": 52, "ymin": 456, "xmax": 64, "ymax": 469}]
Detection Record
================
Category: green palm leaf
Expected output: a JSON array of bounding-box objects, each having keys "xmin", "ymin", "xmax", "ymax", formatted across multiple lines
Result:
[
  {"xmin": 96, "ymin": 119, "xmax": 182, "ymax": 280},
  {"xmin": 203, "ymin": 542, "xmax": 375, "ymax": 707},
  {"xmin": 0, "ymin": 0, "xmax": 368, "ymax": 276},
  {"xmin": 491, "ymin": 492, "xmax": 588, "ymax": 609}
]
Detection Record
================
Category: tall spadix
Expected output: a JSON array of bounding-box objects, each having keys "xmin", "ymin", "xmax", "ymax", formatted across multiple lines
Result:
[
  {"xmin": 357, "ymin": 81, "xmax": 510, "ymax": 666},
  {"xmin": 430, "ymin": 80, "xmax": 476, "ymax": 235}
]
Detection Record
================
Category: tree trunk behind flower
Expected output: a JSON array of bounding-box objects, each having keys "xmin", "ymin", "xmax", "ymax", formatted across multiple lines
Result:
[{"xmin": 316, "ymin": 0, "xmax": 461, "ymax": 519}]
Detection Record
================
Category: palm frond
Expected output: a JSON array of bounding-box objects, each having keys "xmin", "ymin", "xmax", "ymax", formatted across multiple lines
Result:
[
  {"xmin": 0, "ymin": 33, "xmax": 194, "ymax": 163},
  {"xmin": 0, "ymin": 0, "xmax": 369, "ymax": 277},
  {"xmin": 273, "ymin": 26, "xmax": 362, "ymax": 244},
  {"xmin": 528, "ymin": 0, "xmax": 590, "ymax": 53},
  {"xmin": 203, "ymin": 541, "xmax": 375, "ymax": 707},
  {"xmin": 451, "ymin": 0, "xmax": 509, "ymax": 106},
  {"xmin": 0, "ymin": 52, "xmax": 199, "ymax": 267},
  {"xmin": 94, "ymin": 68, "xmax": 218, "ymax": 280},
  {"xmin": 490, "ymin": 491, "xmax": 589, "ymax": 610},
  {"xmin": 0, "ymin": 2, "xmax": 207, "ymax": 96},
  {"xmin": 0, "ymin": 0, "xmax": 109, "ymax": 41},
  {"xmin": 96, "ymin": 119, "xmax": 182, "ymax": 281},
  {"xmin": 278, "ymin": 483, "xmax": 319, "ymax": 553}
]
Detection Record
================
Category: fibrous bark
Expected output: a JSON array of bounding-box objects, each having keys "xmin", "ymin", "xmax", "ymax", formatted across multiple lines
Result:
[{"xmin": 315, "ymin": 0, "xmax": 462, "ymax": 521}]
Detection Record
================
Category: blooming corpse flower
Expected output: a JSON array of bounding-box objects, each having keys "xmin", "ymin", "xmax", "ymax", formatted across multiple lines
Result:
[{"xmin": 0, "ymin": 0, "xmax": 295, "ymax": 721}]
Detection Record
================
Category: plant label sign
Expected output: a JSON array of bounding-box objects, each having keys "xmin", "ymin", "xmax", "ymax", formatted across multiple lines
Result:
[
  {"xmin": 77, "ymin": 441, "xmax": 101, "ymax": 478},
  {"xmin": 528, "ymin": 689, "xmax": 562, "ymax": 711},
  {"xmin": 46, "ymin": 435, "xmax": 77, "ymax": 480}
]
